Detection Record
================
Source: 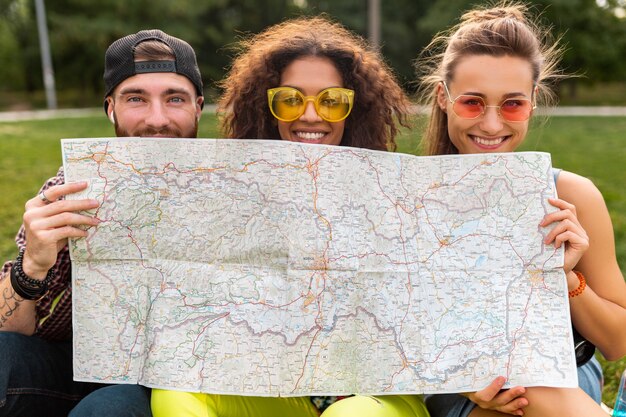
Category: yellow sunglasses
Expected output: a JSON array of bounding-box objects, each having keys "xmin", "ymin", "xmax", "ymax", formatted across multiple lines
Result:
[{"xmin": 267, "ymin": 87, "xmax": 355, "ymax": 122}]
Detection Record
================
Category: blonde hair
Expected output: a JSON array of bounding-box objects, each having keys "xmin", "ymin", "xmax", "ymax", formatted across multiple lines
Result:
[
  {"xmin": 416, "ymin": 1, "xmax": 564, "ymax": 155},
  {"xmin": 218, "ymin": 16, "xmax": 411, "ymax": 151}
]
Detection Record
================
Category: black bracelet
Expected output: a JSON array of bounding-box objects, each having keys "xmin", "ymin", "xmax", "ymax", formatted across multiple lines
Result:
[
  {"xmin": 10, "ymin": 268, "xmax": 46, "ymax": 300},
  {"xmin": 9, "ymin": 250, "xmax": 54, "ymax": 301}
]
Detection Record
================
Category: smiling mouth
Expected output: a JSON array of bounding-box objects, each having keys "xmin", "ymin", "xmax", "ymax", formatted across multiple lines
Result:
[
  {"xmin": 293, "ymin": 131, "xmax": 327, "ymax": 143},
  {"xmin": 471, "ymin": 135, "xmax": 507, "ymax": 146}
]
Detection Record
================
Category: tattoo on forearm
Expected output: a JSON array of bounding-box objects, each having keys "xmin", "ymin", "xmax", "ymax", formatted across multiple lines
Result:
[{"xmin": 0, "ymin": 286, "xmax": 22, "ymax": 328}]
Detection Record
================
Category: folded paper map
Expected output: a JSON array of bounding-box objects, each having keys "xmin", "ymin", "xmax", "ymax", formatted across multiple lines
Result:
[{"xmin": 62, "ymin": 138, "xmax": 576, "ymax": 395}]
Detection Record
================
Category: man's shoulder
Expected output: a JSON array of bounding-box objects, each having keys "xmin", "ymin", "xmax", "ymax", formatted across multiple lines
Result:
[{"xmin": 42, "ymin": 167, "xmax": 65, "ymax": 189}]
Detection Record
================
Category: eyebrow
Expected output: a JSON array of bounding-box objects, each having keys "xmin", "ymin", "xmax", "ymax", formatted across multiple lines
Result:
[
  {"xmin": 162, "ymin": 88, "xmax": 193, "ymax": 97},
  {"xmin": 463, "ymin": 91, "xmax": 530, "ymax": 99},
  {"xmin": 281, "ymin": 85, "xmax": 343, "ymax": 94},
  {"xmin": 118, "ymin": 88, "xmax": 147, "ymax": 96},
  {"xmin": 118, "ymin": 88, "xmax": 194, "ymax": 97}
]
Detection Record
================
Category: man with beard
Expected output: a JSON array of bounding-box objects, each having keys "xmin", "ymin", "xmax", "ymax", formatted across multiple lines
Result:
[{"xmin": 0, "ymin": 29, "xmax": 203, "ymax": 417}]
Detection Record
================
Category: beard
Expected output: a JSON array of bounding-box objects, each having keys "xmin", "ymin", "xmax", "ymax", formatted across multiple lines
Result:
[{"xmin": 114, "ymin": 119, "xmax": 199, "ymax": 138}]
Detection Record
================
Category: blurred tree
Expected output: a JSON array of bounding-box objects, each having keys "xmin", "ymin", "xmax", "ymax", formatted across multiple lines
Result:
[
  {"xmin": 44, "ymin": 0, "xmax": 211, "ymax": 103},
  {"xmin": 534, "ymin": 0, "xmax": 626, "ymax": 97},
  {"xmin": 413, "ymin": 0, "xmax": 626, "ymax": 95},
  {"xmin": 380, "ymin": 0, "xmax": 437, "ymax": 89},
  {"xmin": 0, "ymin": 0, "xmax": 40, "ymax": 92},
  {"xmin": 0, "ymin": 0, "xmax": 623, "ymax": 107},
  {"xmin": 300, "ymin": 0, "xmax": 364, "ymax": 29},
  {"xmin": 192, "ymin": 0, "xmax": 300, "ymax": 95},
  {"xmin": 0, "ymin": 17, "xmax": 25, "ymax": 91},
  {"xmin": 298, "ymin": 0, "xmax": 435, "ymax": 90},
  {"xmin": 42, "ymin": 0, "xmax": 301, "ymax": 100}
]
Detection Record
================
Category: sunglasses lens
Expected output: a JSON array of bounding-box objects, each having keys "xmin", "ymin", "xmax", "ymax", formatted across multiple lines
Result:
[
  {"xmin": 268, "ymin": 87, "xmax": 354, "ymax": 122},
  {"xmin": 270, "ymin": 89, "xmax": 304, "ymax": 121},
  {"xmin": 500, "ymin": 99, "xmax": 533, "ymax": 121},
  {"xmin": 452, "ymin": 96, "xmax": 533, "ymax": 121},
  {"xmin": 453, "ymin": 95, "xmax": 485, "ymax": 119},
  {"xmin": 317, "ymin": 89, "xmax": 352, "ymax": 122}
]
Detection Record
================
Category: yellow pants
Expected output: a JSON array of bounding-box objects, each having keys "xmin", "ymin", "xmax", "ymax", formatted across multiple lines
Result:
[{"xmin": 151, "ymin": 390, "xmax": 430, "ymax": 417}]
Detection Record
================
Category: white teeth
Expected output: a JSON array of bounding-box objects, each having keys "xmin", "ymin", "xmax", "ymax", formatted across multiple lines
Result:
[
  {"xmin": 296, "ymin": 131, "xmax": 325, "ymax": 140},
  {"xmin": 473, "ymin": 136, "xmax": 504, "ymax": 146}
]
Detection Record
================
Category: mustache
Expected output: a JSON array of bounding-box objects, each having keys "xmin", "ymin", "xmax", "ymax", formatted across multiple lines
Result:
[
  {"xmin": 137, "ymin": 128, "xmax": 182, "ymax": 137},
  {"xmin": 114, "ymin": 119, "xmax": 198, "ymax": 138}
]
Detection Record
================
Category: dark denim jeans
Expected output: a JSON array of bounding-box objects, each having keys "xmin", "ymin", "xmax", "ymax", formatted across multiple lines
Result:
[
  {"xmin": 69, "ymin": 384, "xmax": 152, "ymax": 417},
  {"xmin": 0, "ymin": 332, "xmax": 151, "ymax": 417}
]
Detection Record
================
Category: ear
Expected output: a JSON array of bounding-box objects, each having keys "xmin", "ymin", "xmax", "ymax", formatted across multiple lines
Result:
[
  {"xmin": 436, "ymin": 82, "xmax": 448, "ymax": 112},
  {"xmin": 106, "ymin": 97, "xmax": 115, "ymax": 123},
  {"xmin": 196, "ymin": 97, "xmax": 204, "ymax": 122}
]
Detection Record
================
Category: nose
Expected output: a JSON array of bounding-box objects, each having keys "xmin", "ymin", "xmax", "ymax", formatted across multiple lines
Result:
[
  {"xmin": 145, "ymin": 103, "xmax": 170, "ymax": 128},
  {"xmin": 479, "ymin": 105, "xmax": 504, "ymax": 134},
  {"xmin": 298, "ymin": 99, "xmax": 322, "ymax": 123}
]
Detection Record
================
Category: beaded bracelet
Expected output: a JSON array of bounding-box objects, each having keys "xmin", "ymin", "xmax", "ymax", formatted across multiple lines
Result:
[
  {"xmin": 10, "ymin": 269, "xmax": 47, "ymax": 300},
  {"xmin": 568, "ymin": 270, "xmax": 586, "ymax": 298},
  {"xmin": 9, "ymin": 250, "xmax": 54, "ymax": 300}
]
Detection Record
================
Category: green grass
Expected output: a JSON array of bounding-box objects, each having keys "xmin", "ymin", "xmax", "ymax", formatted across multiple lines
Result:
[{"xmin": 1, "ymin": 113, "xmax": 625, "ymax": 405}]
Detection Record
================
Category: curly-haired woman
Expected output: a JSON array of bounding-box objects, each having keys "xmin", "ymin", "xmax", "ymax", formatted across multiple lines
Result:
[{"xmin": 217, "ymin": 16, "xmax": 410, "ymax": 151}]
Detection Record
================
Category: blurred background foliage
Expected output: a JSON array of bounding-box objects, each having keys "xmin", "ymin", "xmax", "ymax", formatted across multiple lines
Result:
[{"xmin": 0, "ymin": 0, "xmax": 624, "ymax": 110}]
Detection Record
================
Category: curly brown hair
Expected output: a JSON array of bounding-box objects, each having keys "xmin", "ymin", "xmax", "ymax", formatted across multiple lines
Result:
[{"xmin": 217, "ymin": 16, "xmax": 411, "ymax": 151}]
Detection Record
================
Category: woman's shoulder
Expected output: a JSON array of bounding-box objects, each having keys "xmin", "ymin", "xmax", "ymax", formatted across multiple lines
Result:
[{"xmin": 556, "ymin": 169, "xmax": 606, "ymax": 210}]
